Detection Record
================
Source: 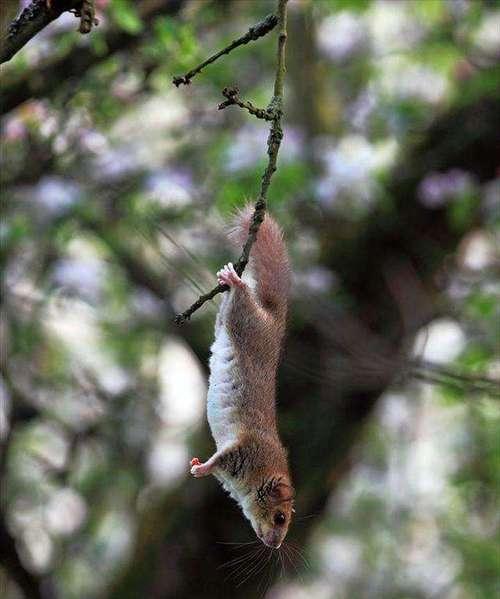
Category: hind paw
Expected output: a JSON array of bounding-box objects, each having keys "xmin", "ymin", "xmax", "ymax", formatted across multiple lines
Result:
[
  {"xmin": 190, "ymin": 457, "xmax": 212, "ymax": 477},
  {"xmin": 217, "ymin": 263, "xmax": 245, "ymax": 288}
]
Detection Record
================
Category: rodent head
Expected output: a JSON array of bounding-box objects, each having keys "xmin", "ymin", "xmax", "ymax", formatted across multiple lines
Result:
[{"xmin": 246, "ymin": 476, "xmax": 295, "ymax": 548}]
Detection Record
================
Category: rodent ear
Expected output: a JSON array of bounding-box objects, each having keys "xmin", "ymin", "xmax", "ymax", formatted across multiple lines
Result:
[{"xmin": 269, "ymin": 482, "xmax": 294, "ymax": 505}]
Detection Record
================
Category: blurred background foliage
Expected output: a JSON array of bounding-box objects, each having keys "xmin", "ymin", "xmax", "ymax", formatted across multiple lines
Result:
[{"xmin": 0, "ymin": 1, "xmax": 499, "ymax": 598}]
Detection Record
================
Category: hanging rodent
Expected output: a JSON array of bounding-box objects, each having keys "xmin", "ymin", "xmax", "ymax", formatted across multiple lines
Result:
[{"xmin": 190, "ymin": 207, "xmax": 294, "ymax": 549}]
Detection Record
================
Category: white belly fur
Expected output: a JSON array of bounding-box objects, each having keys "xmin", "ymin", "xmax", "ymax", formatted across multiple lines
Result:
[
  {"xmin": 207, "ymin": 323, "xmax": 241, "ymax": 449},
  {"xmin": 206, "ymin": 272, "xmax": 256, "ymax": 450}
]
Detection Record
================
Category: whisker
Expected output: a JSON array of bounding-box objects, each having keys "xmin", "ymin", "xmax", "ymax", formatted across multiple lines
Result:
[
  {"xmin": 285, "ymin": 542, "xmax": 308, "ymax": 586},
  {"xmin": 219, "ymin": 551, "xmax": 255, "ymax": 569},
  {"xmin": 220, "ymin": 546, "xmax": 262, "ymax": 572},
  {"xmin": 236, "ymin": 546, "xmax": 271, "ymax": 587},
  {"xmin": 271, "ymin": 550, "xmax": 283, "ymax": 586},
  {"xmin": 282, "ymin": 544, "xmax": 299, "ymax": 577},
  {"xmin": 278, "ymin": 548, "xmax": 285, "ymax": 580},
  {"xmin": 289, "ymin": 545, "xmax": 309, "ymax": 588},
  {"xmin": 226, "ymin": 546, "xmax": 265, "ymax": 579},
  {"xmin": 216, "ymin": 540, "xmax": 260, "ymax": 546},
  {"xmin": 230, "ymin": 546, "xmax": 267, "ymax": 585},
  {"xmin": 256, "ymin": 549, "xmax": 275, "ymax": 598},
  {"xmin": 221, "ymin": 554, "xmax": 256, "ymax": 571},
  {"xmin": 286, "ymin": 541, "xmax": 311, "ymax": 570},
  {"xmin": 296, "ymin": 513, "xmax": 319, "ymax": 521}
]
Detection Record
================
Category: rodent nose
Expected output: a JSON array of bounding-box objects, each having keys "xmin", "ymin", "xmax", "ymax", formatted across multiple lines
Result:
[{"xmin": 262, "ymin": 533, "xmax": 281, "ymax": 549}]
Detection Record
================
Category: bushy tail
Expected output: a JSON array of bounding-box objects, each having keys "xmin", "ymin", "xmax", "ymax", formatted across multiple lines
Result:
[{"xmin": 228, "ymin": 206, "xmax": 290, "ymax": 312}]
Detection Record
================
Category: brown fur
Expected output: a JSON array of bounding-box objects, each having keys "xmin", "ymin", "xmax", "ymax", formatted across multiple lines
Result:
[
  {"xmin": 228, "ymin": 206, "xmax": 291, "ymax": 312},
  {"xmin": 192, "ymin": 208, "xmax": 294, "ymax": 547}
]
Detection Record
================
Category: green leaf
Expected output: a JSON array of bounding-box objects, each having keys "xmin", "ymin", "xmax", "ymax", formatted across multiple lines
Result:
[
  {"xmin": 325, "ymin": 0, "xmax": 371, "ymax": 13},
  {"xmin": 467, "ymin": 292, "xmax": 498, "ymax": 319},
  {"xmin": 154, "ymin": 17, "xmax": 176, "ymax": 49},
  {"xmin": 447, "ymin": 191, "xmax": 478, "ymax": 232},
  {"xmin": 110, "ymin": 0, "xmax": 143, "ymax": 34},
  {"xmin": 412, "ymin": 0, "xmax": 445, "ymax": 25}
]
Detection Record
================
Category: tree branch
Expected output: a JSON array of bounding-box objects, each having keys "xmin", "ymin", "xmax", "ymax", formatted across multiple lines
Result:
[
  {"xmin": 172, "ymin": 13, "xmax": 278, "ymax": 87},
  {"xmin": 218, "ymin": 86, "xmax": 273, "ymax": 120},
  {"xmin": 0, "ymin": 0, "xmax": 185, "ymax": 116},
  {"xmin": 174, "ymin": 0, "xmax": 289, "ymax": 325},
  {"xmin": 0, "ymin": 0, "xmax": 87, "ymax": 65}
]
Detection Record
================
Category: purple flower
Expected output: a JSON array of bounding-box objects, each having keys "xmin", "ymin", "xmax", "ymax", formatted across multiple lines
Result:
[
  {"xmin": 145, "ymin": 169, "xmax": 194, "ymax": 207},
  {"xmin": 34, "ymin": 177, "xmax": 81, "ymax": 216},
  {"xmin": 52, "ymin": 258, "xmax": 104, "ymax": 302},
  {"xmin": 318, "ymin": 12, "xmax": 367, "ymax": 62},
  {"xmin": 418, "ymin": 169, "xmax": 474, "ymax": 208}
]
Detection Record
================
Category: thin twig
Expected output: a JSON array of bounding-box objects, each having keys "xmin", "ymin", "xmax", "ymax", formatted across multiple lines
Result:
[
  {"xmin": 174, "ymin": 0, "xmax": 289, "ymax": 324},
  {"xmin": 218, "ymin": 87, "xmax": 273, "ymax": 121},
  {"xmin": 172, "ymin": 13, "xmax": 278, "ymax": 87}
]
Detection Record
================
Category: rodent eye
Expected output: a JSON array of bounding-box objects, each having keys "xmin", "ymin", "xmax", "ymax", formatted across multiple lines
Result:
[{"xmin": 274, "ymin": 511, "xmax": 286, "ymax": 526}]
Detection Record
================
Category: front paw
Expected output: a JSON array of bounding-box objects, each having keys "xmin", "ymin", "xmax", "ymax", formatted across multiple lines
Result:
[{"xmin": 217, "ymin": 263, "xmax": 245, "ymax": 288}]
